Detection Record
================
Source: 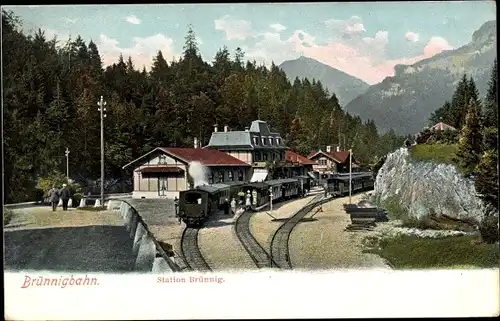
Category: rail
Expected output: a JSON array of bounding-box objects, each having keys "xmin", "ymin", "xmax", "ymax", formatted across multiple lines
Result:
[
  {"xmin": 180, "ymin": 227, "xmax": 212, "ymax": 272},
  {"xmin": 270, "ymin": 195, "xmax": 332, "ymax": 269},
  {"xmin": 234, "ymin": 209, "xmax": 277, "ymax": 268}
]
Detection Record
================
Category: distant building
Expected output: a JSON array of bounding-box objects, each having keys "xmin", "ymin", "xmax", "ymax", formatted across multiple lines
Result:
[
  {"xmin": 430, "ymin": 122, "xmax": 457, "ymax": 132},
  {"xmin": 414, "ymin": 121, "xmax": 457, "ymax": 140},
  {"xmin": 204, "ymin": 120, "xmax": 288, "ymax": 182},
  {"xmin": 122, "ymin": 147, "xmax": 251, "ymax": 199},
  {"xmin": 307, "ymin": 145, "xmax": 357, "ymax": 181}
]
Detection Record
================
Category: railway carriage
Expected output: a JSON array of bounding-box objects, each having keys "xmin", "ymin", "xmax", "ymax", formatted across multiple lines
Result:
[
  {"xmin": 295, "ymin": 175, "xmax": 312, "ymax": 195},
  {"xmin": 239, "ymin": 182, "xmax": 270, "ymax": 208},
  {"xmin": 326, "ymin": 172, "xmax": 374, "ymax": 196}
]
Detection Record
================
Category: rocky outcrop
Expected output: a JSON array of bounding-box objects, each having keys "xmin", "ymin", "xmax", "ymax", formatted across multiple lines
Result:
[{"xmin": 374, "ymin": 148, "xmax": 486, "ymax": 230}]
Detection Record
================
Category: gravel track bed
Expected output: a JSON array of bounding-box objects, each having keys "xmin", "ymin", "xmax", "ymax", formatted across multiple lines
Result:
[
  {"xmin": 289, "ymin": 193, "xmax": 391, "ymax": 270},
  {"xmin": 249, "ymin": 196, "xmax": 317, "ymax": 252},
  {"xmin": 198, "ymin": 211, "xmax": 256, "ymax": 271}
]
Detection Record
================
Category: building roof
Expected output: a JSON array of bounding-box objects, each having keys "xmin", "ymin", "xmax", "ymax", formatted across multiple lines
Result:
[
  {"xmin": 205, "ymin": 120, "xmax": 286, "ymax": 150},
  {"xmin": 308, "ymin": 150, "xmax": 352, "ymax": 164},
  {"xmin": 286, "ymin": 151, "xmax": 316, "ymax": 165},
  {"xmin": 122, "ymin": 147, "xmax": 250, "ymax": 169},
  {"xmin": 161, "ymin": 147, "xmax": 250, "ymax": 166},
  {"xmin": 430, "ymin": 122, "xmax": 457, "ymax": 131}
]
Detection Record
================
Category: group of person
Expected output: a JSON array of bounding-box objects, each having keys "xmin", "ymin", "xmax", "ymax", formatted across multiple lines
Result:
[{"xmin": 47, "ymin": 184, "xmax": 72, "ymax": 211}]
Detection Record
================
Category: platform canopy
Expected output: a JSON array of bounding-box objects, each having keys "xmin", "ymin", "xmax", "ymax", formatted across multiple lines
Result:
[{"xmin": 250, "ymin": 169, "xmax": 268, "ymax": 182}]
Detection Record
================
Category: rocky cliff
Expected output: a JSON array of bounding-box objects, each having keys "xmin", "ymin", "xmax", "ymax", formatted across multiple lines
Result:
[{"xmin": 373, "ymin": 148, "xmax": 486, "ymax": 230}]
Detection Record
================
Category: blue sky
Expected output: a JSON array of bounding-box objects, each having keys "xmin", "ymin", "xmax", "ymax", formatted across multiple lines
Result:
[{"xmin": 5, "ymin": 2, "xmax": 496, "ymax": 84}]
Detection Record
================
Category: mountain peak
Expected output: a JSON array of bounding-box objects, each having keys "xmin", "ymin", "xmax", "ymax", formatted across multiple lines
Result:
[
  {"xmin": 472, "ymin": 20, "xmax": 496, "ymax": 43},
  {"xmin": 279, "ymin": 56, "xmax": 369, "ymax": 106}
]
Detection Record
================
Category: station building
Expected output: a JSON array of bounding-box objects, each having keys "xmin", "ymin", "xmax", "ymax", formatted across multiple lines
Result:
[
  {"xmin": 122, "ymin": 147, "xmax": 251, "ymax": 199},
  {"xmin": 203, "ymin": 120, "xmax": 288, "ymax": 182},
  {"xmin": 307, "ymin": 145, "xmax": 359, "ymax": 182}
]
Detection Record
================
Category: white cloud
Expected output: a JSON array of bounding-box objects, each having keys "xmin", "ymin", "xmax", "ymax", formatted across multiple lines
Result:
[
  {"xmin": 125, "ymin": 15, "xmax": 141, "ymax": 25},
  {"xmin": 405, "ymin": 31, "xmax": 419, "ymax": 42},
  {"xmin": 97, "ymin": 34, "xmax": 179, "ymax": 70},
  {"xmin": 214, "ymin": 15, "xmax": 255, "ymax": 40},
  {"xmin": 270, "ymin": 23, "xmax": 286, "ymax": 32},
  {"xmin": 325, "ymin": 15, "xmax": 366, "ymax": 35}
]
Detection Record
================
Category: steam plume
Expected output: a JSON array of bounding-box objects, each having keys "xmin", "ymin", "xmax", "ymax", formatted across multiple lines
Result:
[{"xmin": 188, "ymin": 161, "xmax": 209, "ymax": 188}]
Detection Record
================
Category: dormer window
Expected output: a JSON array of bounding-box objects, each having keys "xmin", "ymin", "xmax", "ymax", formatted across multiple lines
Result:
[
  {"xmin": 276, "ymin": 138, "xmax": 280, "ymax": 145},
  {"xmin": 253, "ymin": 137, "xmax": 259, "ymax": 145},
  {"xmin": 268, "ymin": 138, "xmax": 273, "ymax": 145},
  {"xmin": 159, "ymin": 155, "xmax": 167, "ymax": 164},
  {"xmin": 261, "ymin": 138, "xmax": 266, "ymax": 145}
]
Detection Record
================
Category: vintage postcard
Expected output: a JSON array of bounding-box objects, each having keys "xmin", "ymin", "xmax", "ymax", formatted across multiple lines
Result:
[{"xmin": 3, "ymin": 2, "xmax": 499, "ymax": 320}]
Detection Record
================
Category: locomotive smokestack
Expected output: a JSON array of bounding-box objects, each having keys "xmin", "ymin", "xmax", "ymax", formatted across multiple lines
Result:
[{"xmin": 213, "ymin": 124, "xmax": 218, "ymax": 132}]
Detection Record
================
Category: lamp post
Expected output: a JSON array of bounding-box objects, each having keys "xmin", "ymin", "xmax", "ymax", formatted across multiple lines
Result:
[
  {"xmin": 97, "ymin": 96, "xmax": 107, "ymax": 207},
  {"xmin": 269, "ymin": 187, "xmax": 273, "ymax": 212},
  {"xmin": 65, "ymin": 148, "xmax": 70, "ymax": 181}
]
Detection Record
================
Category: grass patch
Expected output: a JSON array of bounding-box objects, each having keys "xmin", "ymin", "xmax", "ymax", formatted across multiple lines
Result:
[
  {"xmin": 364, "ymin": 234, "xmax": 499, "ymax": 269},
  {"xmin": 409, "ymin": 143, "xmax": 458, "ymax": 165},
  {"xmin": 379, "ymin": 195, "xmax": 406, "ymax": 220},
  {"xmin": 4, "ymin": 207, "xmax": 14, "ymax": 225}
]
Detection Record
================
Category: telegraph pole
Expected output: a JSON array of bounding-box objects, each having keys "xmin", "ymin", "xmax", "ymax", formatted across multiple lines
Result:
[
  {"xmin": 349, "ymin": 149, "xmax": 352, "ymax": 204},
  {"xmin": 65, "ymin": 148, "xmax": 70, "ymax": 181},
  {"xmin": 97, "ymin": 96, "xmax": 107, "ymax": 207}
]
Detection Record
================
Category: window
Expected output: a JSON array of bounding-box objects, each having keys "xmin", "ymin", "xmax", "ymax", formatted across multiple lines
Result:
[
  {"xmin": 238, "ymin": 170, "xmax": 244, "ymax": 181},
  {"xmin": 318, "ymin": 159, "xmax": 327, "ymax": 166},
  {"xmin": 261, "ymin": 138, "xmax": 266, "ymax": 145},
  {"xmin": 218, "ymin": 171, "xmax": 224, "ymax": 183},
  {"xmin": 269, "ymin": 138, "xmax": 273, "ymax": 145},
  {"xmin": 209, "ymin": 172, "xmax": 214, "ymax": 184},
  {"xmin": 228, "ymin": 171, "xmax": 234, "ymax": 181},
  {"xmin": 253, "ymin": 137, "xmax": 259, "ymax": 145},
  {"xmin": 276, "ymin": 138, "xmax": 281, "ymax": 145},
  {"xmin": 159, "ymin": 155, "xmax": 167, "ymax": 164},
  {"xmin": 272, "ymin": 153, "xmax": 276, "ymax": 160},
  {"xmin": 263, "ymin": 153, "xmax": 268, "ymax": 161},
  {"xmin": 255, "ymin": 152, "xmax": 261, "ymax": 161}
]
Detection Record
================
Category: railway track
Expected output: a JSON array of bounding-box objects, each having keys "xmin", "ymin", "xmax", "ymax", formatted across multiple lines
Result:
[
  {"xmin": 270, "ymin": 194, "xmax": 326, "ymax": 269},
  {"xmin": 180, "ymin": 227, "xmax": 212, "ymax": 272},
  {"xmin": 234, "ymin": 209, "xmax": 277, "ymax": 268}
]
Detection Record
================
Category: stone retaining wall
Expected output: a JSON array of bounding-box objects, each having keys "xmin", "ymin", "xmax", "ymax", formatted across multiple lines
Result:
[{"xmin": 116, "ymin": 201, "xmax": 181, "ymax": 272}]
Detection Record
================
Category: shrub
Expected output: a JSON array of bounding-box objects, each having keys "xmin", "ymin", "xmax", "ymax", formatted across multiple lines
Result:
[
  {"xmin": 37, "ymin": 170, "xmax": 83, "ymax": 205},
  {"xmin": 479, "ymin": 214, "xmax": 499, "ymax": 244}
]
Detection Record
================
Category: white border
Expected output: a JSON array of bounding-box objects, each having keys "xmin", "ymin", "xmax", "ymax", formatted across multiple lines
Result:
[{"xmin": 4, "ymin": 269, "xmax": 500, "ymax": 319}]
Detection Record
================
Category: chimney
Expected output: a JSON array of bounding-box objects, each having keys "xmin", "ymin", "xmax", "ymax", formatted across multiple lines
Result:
[
  {"xmin": 245, "ymin": 127, "xmax": 249, "ymax": 131},
  {"xmin": 194, "ymin": 137, "xmax": 198, "ymax": 149},
  {"xmin": 326, "ymin": 145, "xmax": 331, "ymax": 153},
  {"xmin": 336, "ymin": 146, "xmax": 340, "ymax": 152},
  {"xmin": 214, "ymin": 124, "xmax": 218, "ymax": 132},
  {"xmin": 224, "ymin": 125, "xmax": 229, "ymax": 132}
]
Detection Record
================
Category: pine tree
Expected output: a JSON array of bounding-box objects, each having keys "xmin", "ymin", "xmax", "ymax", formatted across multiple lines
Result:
[
  {"xmin": 483, "ymin": 59, "xmax": 498, "ymax": 128},
  {"xmin": 455, "ymin": 99, "xmax": 483, "ymax": 175}
]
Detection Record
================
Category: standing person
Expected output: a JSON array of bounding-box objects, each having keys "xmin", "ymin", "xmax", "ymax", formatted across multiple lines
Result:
[
  {"xmin": 230, "ymin": 198, "xmax": 236, "ymax": 216},
  {"xmin": 48, "ymin": 185, "xmax": 60, "ymax": 212},
  {"xmin": 174, "ymin": 197, "xmax": 180, "ymax": 224},
  {"xmin": 59, "ymin": 183, "xmax": 71, "ymax": 211},
  {"xmin": 245, "ymin": 191, "xmax": 252, "ymax": 211},
  {"xmin": 223, "ymin": 198, "xmax": 230, "ymax": 215}
]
